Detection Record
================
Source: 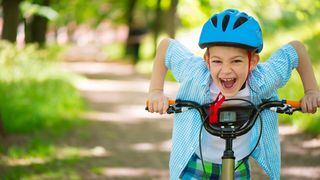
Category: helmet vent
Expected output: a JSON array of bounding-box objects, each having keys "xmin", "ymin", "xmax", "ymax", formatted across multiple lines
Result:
[
  {"xmin": 233, "ymin": 17, "xmax": 248, "ymax": 29},
  {"xmin": 211, "ymin": 16, "xmax": 218, "ymax": 27},
  {"xmin": 222, "ymin": 15, "xmax": 230, "ymax": 32}
]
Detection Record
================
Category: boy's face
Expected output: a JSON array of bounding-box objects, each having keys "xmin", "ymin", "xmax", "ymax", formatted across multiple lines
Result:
[{"xmin": 204, "ymin": 46, "xmax": 259, "ymax": 98}]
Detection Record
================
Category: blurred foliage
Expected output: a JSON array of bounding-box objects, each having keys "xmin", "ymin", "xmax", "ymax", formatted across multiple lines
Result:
[
  {"xmin": 13, "ymin": 0, "xmax": 318, "ymax": 37},
  {"xmin": 179, "ymin": 0, "xmax": 320, "ymax": 35},
  {"xmin": 0, "ymin": 41, "xmax": 85, "ymax": 134},
  {"xmin": 1, "ymin": 0, "xmax": 319, "ymax": 133},
  {"xmin": 20, "ymin": 1, "xmax": 59, "ymax": 21}
]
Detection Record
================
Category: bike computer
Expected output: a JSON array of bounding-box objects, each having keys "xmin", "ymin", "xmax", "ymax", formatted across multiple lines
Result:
[{"xmin": 219, "ymin": 111, "xmax": 236, "ymax": 123}]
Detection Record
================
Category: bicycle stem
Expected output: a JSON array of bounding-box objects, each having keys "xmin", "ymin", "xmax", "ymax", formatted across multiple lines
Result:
[{"xmin": 221, "ymin": 138, "xmax": 235, "ymax": 180}]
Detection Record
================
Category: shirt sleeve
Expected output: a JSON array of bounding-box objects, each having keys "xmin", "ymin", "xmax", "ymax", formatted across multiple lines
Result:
[
  {"xmin": 164, "ymin": 39, "xmax": 196, "ymax": 82},
  {"xmin": 255, "ymin": 44, "xmax": 299, "ymax": 90}
]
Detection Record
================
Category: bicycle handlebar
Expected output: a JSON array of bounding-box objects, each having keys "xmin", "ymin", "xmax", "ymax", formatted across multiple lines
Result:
[
  {"xmin": 146, "ymin": 99, "xmax": 301, "ymax": 112},
  {"xmin": 145, "ymin": 99, "xmax": 301, "ymax": 138}
]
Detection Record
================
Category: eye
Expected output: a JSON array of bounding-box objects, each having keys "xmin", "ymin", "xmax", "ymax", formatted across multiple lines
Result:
[
  {"xmin": 211, "ymin": 60, "xmax": 222, "ymax": 64},
  {"xmin": 232, "ymin": 59, "xmax": 243, "ymax": 63}
]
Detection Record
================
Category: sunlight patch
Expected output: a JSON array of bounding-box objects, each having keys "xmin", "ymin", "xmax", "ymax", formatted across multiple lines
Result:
[
  {"xmin": 6, "ymin": 157, "xmax": 48, "ymax": 166},
  {"xmin": 75, "ymin": 79, "xmax": 148, "ymax": 93},
  {"xmin": 131, "ymin": 140, "xmax": 171, "ymax": 152},
  {"xmin": 282, "ymin": 166, "xmax": 320, "ymax": 179},
  {"xmin": 279, "ymin": 125, "xmax": 299, "ymax": 135},
  {"xmin": 83, "ymin": 110, "xmax": 171, "ymax": 123},
  {"xmin": 302, "ymin": 138, "xmax": 320, "ymax": 148},
  {"xmin": 57, "ymin": 146, "xmax": 111, "ymax": 158},
  {"xmin": 5, "ymin": 146, "xmax": 111, "ymax": 166},
  {"xmin": 74, "ymin": 78, "xmax": 178, "ymax": 95},
  {"xmin": 62, "ymin": 62, "xmax": 134, "ymax": 76},
  {"xmin": 102, "ymin": 167, "xmax": 168, "ymax": 177}
]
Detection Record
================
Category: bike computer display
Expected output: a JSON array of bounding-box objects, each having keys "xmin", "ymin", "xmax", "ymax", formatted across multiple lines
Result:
[{"xmin": 219, "ymin": 111, "xmax": 236, "ymax": 123}]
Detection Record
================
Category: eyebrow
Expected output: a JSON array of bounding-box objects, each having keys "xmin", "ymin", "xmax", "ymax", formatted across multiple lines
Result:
[{"xmin": 210, "ymin": 55, "xmax": 245, "ymax": 59}]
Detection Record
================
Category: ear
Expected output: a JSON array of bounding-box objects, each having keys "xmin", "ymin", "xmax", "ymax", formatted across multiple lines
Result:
[
  {"xmin": 203, "ymin": 49, "xmax": 209, "ymax": 66},
  {"xmin": 249, "ymin": 53, "xmax": 260, "ymax": 70}
]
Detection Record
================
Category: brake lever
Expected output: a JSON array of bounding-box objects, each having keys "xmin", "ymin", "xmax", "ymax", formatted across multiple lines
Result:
[
  {"xmin": 167, "ymin": 104, "xmax": 193, "ymax": 114},
  {"xmin": 270, "ymin": 104, "xmax": 300, "ymax": 115},
  {"xmin": 166, "ymin": 106, "xmax": 176, "ymax": 114}
]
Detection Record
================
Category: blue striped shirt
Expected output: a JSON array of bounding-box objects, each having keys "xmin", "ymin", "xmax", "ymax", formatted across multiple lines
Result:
[{"xmin": 164, "ymin": 39, "xmax": 298, "ymax": 180}]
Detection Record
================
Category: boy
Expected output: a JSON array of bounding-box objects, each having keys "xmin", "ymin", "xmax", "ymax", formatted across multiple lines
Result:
[{"xmin": 147, "ymin": 9, "xmax": 320, "ymax": 179}]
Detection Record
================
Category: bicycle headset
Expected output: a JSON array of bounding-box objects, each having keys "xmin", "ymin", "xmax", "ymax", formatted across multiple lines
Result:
[{"xmin": 198, "ymin": 9, "xmax": 263, "ymax": 53}]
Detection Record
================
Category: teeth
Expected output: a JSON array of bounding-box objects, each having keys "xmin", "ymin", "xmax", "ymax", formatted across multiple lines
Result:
[{"xmin": 221, "ymin": 78, "xmax": 234, "ymax": 81}]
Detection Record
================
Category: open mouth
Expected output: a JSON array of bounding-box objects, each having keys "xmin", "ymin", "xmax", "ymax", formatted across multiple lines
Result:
[{"xmin": 220, "ymin": 78, "xmax": 236, "ymax": 89}]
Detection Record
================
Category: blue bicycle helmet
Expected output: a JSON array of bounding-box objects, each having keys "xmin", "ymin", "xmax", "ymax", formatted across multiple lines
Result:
[{"xmin": 199, "ymin": 9, "xmax": 263, "ymax": 53}]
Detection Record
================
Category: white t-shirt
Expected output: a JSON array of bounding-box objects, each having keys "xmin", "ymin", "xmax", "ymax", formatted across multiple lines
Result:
[{"xmin": 195, "ymin": 82, "xmax": 252, "ymax": 164}]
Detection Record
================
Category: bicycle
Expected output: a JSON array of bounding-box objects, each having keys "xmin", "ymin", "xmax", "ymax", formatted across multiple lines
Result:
[{"xmin": 146, "ymin": 98, "xmax": 301, "ymax": 180}]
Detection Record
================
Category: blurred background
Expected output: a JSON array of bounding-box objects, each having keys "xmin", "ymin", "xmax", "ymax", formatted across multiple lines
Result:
[{"xmin": 0, "ymin": 0, "xmax": 319, "ymax": 179}]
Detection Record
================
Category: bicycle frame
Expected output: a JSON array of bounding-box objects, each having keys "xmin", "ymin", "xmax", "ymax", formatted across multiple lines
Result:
[{"xmin": 146, "ymin": 99, "xmax": 300, "ymax": 180}]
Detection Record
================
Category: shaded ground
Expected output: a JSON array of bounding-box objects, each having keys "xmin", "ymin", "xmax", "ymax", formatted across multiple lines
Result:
[{"xmin": 1, "ymin": 60, "xmax": 320, "ymax": 179}]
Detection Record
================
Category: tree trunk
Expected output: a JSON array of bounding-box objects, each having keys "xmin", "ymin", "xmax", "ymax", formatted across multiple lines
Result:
[
  {"xmin": 0, "ymin": 114, "xmax": 6, "ymax": 137},
  {"xmin": 125, "ymin": 0, "xmax": 139, "ymax": 63},
  {"xmin": 153, "ymin": 0, "xmax": 162, "ymax": 55},
  {"xmin": 25, "ymin": 0, "xmax": 49, "ymax": 46},
  {"xmin": 1, "ymin": 0, "xmax": 21, "ymax": 42},
  {"xmin": 32, "ymin": 15, "xmax": 48, "ymax": 45},
  {"xmin": 167, "ymin": 0, "xmax": 179, "ymax": 38}
]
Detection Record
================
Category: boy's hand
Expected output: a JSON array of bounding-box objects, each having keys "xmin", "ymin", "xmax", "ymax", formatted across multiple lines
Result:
[
  {"xmin": 300, "ymin": 90, "xmax": 320, "ymax": 113},
  {"xmin": 147, "ymin": 90, "xmax": 169, "ymax": 115}
]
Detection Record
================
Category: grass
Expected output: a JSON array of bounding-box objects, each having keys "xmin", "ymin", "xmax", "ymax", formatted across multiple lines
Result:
[
  {"xmin": 0, "ymin": 40, "xmax": 86, "ymax": 134},
  {"xmin": 0, "ymin": 40, "xmax": 89, "ymax": 178}
]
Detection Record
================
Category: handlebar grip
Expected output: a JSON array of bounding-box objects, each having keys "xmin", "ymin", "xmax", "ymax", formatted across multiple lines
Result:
[
  {"xmin": 285, "ymin": 100, "xmax": 301, "ymax": 108},
  {"xmin": 145, "ymin": 100, "xmax": 176, "ymax": 110}
]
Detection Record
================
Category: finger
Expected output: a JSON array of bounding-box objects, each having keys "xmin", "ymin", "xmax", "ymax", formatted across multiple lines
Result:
[
  {"xmin": 312, "ymin": 98, "xmax": 318, "ymax": 113},
  {"xmin": 317, "ymin": 97, "xmax": 320, "ymax": 107},
  {"xmin": 148, "ymin": 101, "xmax": 154, "ymax": 113},
  {"xmin": 309, "ymin": 100, "xmax": 317, "ymax": 114},
  {"xmin": 306, "ymin": 100, "xmax": 316, "ymax": 113},
  {"xmin": 153, "ymin": 102, "xmax": 159, "ymax": 113},
  {"xmin": 158, "ymin": 101, "xmax": 164, "ymax": 114},
  {"xmin": 301, "ymin": 99, "xmax": 307, "ymax": 113},
  {"xmin": 163, "ymin": 99, "xmax": 169, "ymax": 114},
  {"xmin": 305, "ymin": 100, "xmax": 312, "ymax": 113}
]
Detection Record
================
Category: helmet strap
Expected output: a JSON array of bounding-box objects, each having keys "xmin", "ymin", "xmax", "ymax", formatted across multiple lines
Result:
[
  {"xmin": 246, "ymin": 50, "xmax": 251, "ymax": 81},
  {"xmin": 206, "ymin": 48, "xmax": 210, "ymax": 69},
  {"xmin": 240, "ymin": 50, "xmax": 251, "ymax": 90}
]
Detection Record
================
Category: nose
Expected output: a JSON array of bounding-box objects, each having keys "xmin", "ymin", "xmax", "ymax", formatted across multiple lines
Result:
[{"xmin": 220, "ymin": 64, "xmax": 233, "ymax": 75}]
